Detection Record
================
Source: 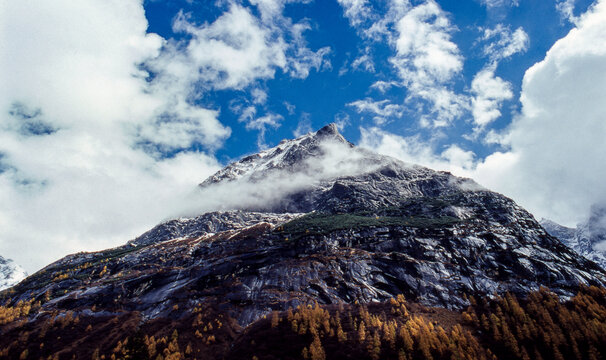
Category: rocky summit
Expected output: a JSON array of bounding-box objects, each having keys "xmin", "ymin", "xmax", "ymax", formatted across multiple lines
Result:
[
  {"xmin": 2, "ymin": 124, "xmax": 606, "ymax": 360},
  {"xmin": 3, "ymin": 124, "xmax": 604, "ymax": 328}
]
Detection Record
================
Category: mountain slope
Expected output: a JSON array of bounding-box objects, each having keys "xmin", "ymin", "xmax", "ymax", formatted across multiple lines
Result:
[
  {"xmin": 541, "ymin": 205, "xmax": 606, "ymax": 269},
  {"xmin": 2, "ymin": 124, "xmax": 606, "ymax": 359},
  {"xmin": 3, "ymin": 124, "xmax": 603, "ymax": 331}
]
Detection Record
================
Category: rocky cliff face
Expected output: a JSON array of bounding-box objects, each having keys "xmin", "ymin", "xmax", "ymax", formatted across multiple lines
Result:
[
  {"xmin": 2, "ymin": 124, "xmax": 604, "ymax": 328},
  {"xmin": 0, "ymin": 255, "xmax": 26, "ymax": 291},
  {"xmin": 541, "ymin": 205, "xmax": 606, "ymax": 269}
]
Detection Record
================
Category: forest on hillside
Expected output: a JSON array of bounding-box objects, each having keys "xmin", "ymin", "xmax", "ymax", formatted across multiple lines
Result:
[{"xmin": 1, "ymin": 286, "xmax": 606, "ymax": 359}]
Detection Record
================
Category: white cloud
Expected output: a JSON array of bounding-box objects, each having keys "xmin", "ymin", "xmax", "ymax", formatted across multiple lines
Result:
[
  {"xmin": 389, "ymin": 1, "xmax": 468, "ymax": 127},
  {"xmin": 245, "ymin": 113, "xmax": 284, "ymax": 149},
  {"xmin": 359, "ymin": 127, "xmax": 476, "ymax": 175},
  {"xmin": 557, "ymin": 0, "xmax": 579, "ymax": 24},
  {"xmin": 348, "ymin": 98, "xmax": 404, "ymax": 124},
  {"xmin": 340, "ymin": 0, "xmax": 468, "ymax": 127},
  {"xmin": 153, "ymin": 6, "xmax": 287, "ymax": 91},
  {"xmin": 370, "ymin": 80, "xmax": 399, "ymax": 93},
  {"xmin": 145, "ymin": 1, "xmax": 329, "ymax": 145},
  {"xmin": 0, "ymin": 0, "xmax": 328, "ymax": 272},
  {"xmin": 470, "ymin": 67, "xmax": 513, "ymax": 128},
  {"xmin": 361, "ymin": 0, "xmax": 606, "ymax": 227},
  {"xmin": 490, "ymin": 0, "xmax": 606, "ymax": 225},
  {"xmin": 293, "ymin": 113, "xmax": 313, "ymax": 137},
  {"xmin": 234, "ymin": 105, "xmax": 283, "ymax": 147},
  {"xmin": 284, "ymin": 101, "xmax": 296, "ymax": 115},
  {"xmin": 334, "ymin": 112, "xmax": 351, "ymax": 131},
  {"xmin": 363, "ymin": 0, "xmax": 411, "ymax": 41},
  {"xmin": 0, "ymin": 0, "xmax": 225, "ymax": 273},
  {"xmin": 351, "ymin": 53, "xmax": 375, "ymax": 72},
  {"xmin": 155, "ymin": 1, "xmax": 329, "ymax": 90},
  {"xmin": 479, "ymin": 0, "xmax": 520, "ymax": 9},
  {"xmin": 191, "ymin": 139, "xmax": 388, "ymax": 215},
  {"xmin": 337, "ymin": 0, "xmax": 374, "ymax": 27},
  {"xmin": 480, "ymin": 25, "xmax": 529, "ymax": 63},
  {"xmin": 251, "ymin": 88, "xmax": 269, "ymax": 105},
  {"xmin": 392, "ymin": 2, "xmax": 462, "ymax": 84}
]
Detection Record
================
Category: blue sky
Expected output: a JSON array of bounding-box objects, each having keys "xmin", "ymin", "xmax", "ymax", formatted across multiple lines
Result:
[
  {"xmin": 142, "ymin": 0, "xmax": 590, "ymax": 161},
  {"xmin": 1, "ymin": 0, "xmax": 606, "ymax": 272}
]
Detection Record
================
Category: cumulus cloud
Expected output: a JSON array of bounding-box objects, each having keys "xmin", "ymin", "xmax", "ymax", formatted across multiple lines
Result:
[
  {"xmin": 342, "ymin": 2, "xmax": 527, "ymax": 131},
  {"xmin": 490, "ymin": 0, "xmax": 606, "ymax": 225},
  {"xmin": 466, "ymin": 25, "xmax": 527, "ymax": 132},
  {"xmin": 153, "ymin": 1, "xmax": 330, "ymax": 90},
  {"xmin": 392, "ymin": 2, "xmax": 462, "ymax": 85},
  {"xmin": 0, "ymin": 0, "xmax": 224, "ymax": 272},
  {"xmin": 361, "ymin": 0, "xmax": 606, "ymax": 226},
  {"xmin": 470, "ymin": 67, "xmax": 513, "ymax": 129},
  {"xmin": 0, "ymin": 0, "xmax": 329, "ymax": 272},
  {"xmin": 146, "ymin": 1, "xmax": 329, "ymax": 144}
]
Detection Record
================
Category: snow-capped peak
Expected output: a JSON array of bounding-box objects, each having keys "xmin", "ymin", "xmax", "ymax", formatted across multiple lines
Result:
[
  {"xmin": 0, "ymin": 255, "xmax": 27, "ymax": 291},
  {"xmin": 199, "ymin": 123, "xmax": 352, "ymax": 187},
  {"xmin": 541, "ymin": 204, "xmax": 606, "ymax": 269}
]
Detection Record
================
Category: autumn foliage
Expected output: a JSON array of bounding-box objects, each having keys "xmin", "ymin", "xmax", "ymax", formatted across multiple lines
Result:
[{"xmin": 1, "ymin": 286, "xmax": 606, "ymax": 359}]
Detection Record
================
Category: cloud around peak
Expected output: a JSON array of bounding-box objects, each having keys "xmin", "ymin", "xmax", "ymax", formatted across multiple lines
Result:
[{"xmin": 0, "ymin": 0, "xmax": 331, "ymax": 272}]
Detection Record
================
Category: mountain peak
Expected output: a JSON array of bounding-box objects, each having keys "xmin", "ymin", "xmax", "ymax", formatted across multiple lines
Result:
[
  {"xmin": 314, "ymin": 122, "xmax": 351, "ymax": 145},
  {"xmin": 316, "ymin": 122, "xmax": 339, "ymax": 136},
  {"xmin": 199, "ymin": 123, "xmax": 353, "ymax": 187}
]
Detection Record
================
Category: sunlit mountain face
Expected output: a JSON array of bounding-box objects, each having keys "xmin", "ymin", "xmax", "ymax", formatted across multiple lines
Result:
[
  {"xmin": 2, "ymin": 1, "xmax": 606, "ymax": 359},
  {"xmin": 1, "ymin": 125, "xmax": 605, "ymax": 359},
  {"xmin": 2, "ymin": 0, "xmax": 606, "ymax": 275}
]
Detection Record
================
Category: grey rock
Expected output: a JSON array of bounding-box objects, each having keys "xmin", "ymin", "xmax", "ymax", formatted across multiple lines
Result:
[
  {"xmin": 4, "ymin": 124, "xmax": 605, "ymax": 328},
  {"xmin": 542, "ymin": 204, "xmax": 606, "ymax": 269}
]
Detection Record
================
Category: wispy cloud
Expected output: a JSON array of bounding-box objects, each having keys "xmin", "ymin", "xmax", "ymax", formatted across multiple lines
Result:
[
  {"xmin": 479, "ymin": 0, "xmax": 520, "ymax": 9},
  {"xmin": 189, "ymin": 138, "xmax": 387, "ymax": 215},
  {"xmin": 467, "ymin": 24, "xmax": 527, "ymax": 132},
  {"xmin": 479, "ymin": 25, "xmax": 529, "ymax": 64},
  {"xmin": 347, "ymin": 98, "xmax": 404, "ymax": 125},
  {"xmin": 338, "ymin": 0, "xmax": 468, "ymax": 128},
  {"xmin": 556, "ymin": 0, "xmax": 579, "ymax": 24},
  {"xmin": 337, "ymin": 0, "xmax": 375, "ymax": 27}
]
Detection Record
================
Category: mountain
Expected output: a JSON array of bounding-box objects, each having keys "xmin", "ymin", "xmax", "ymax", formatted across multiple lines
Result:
[
  {"xmin": 1, "ymin": 124, "xmax": 606, "ymax": 359},
  {"xmin": 0, "ymin": 255, "xmax": 26, "ymax": 291},
  {"xmin": 541, "ymin": 205, "xmax": 606, "ymax": 269}
]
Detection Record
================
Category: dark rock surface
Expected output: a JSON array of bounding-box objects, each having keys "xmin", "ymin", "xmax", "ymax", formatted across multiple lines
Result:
[{"xmin": 3, "ymin": 124, "xmax": 605, "ymax": 328}]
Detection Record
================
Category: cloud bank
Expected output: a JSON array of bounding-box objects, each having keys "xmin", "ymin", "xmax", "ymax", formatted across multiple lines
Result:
[
  {"xmin": 0, "ymin": 0, "xmax": 328, "ymax": 272},
  {"xmin": 361, "ymin": 0, "xmax": 606, "ymax": 227}
]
